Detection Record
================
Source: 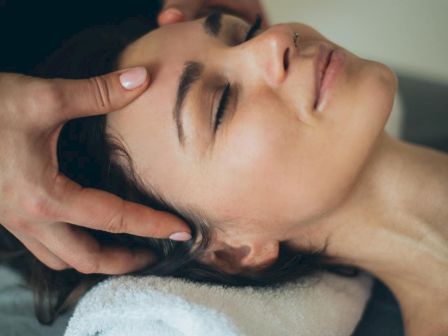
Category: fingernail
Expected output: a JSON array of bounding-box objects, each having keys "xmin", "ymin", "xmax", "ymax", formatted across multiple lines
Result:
[
  {"xmin": 119, "ymin": 66, "xmax": 147, "ymax": 90},
  {"xmin": 169, "ymin": 232, "xmax": 192, "ymax": 241},
  {"xmin": 160, "ymin": 8, "xmax": 184, "ymax": 22}
]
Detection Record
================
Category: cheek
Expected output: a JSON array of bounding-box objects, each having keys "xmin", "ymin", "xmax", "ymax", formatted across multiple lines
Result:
[
  {"xmin": 331, "ymin": 59, "xmax": 396, "ymax": 182},
  {"xmin": 203, "ymin": 99, "xmax": 304, "ymax": 222},
  {"xmin": 305, "ymin": 59, "xmax": 397, "ymax": 212},
  {"xmin": 195, "ymin": 60, "xmax": 396, "ymax": 226}
]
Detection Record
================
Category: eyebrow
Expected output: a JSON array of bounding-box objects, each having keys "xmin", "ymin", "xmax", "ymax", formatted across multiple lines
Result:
[
  {"xmin": 173, "ymin": 61, "xmax": 204, "ymax": 146},
  {"xmin": 203, "ymin": 11, "xmax": 223, "ymax": 37},
  {"xmin": 173, "ymin": 13, "xmax": 223, "ymax": 147}
]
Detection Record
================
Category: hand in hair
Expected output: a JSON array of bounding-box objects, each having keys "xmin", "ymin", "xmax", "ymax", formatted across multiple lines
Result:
[
  {"xmin": 0, "ymin": 69, "xmax": 191, "ymax": 275},
  {"xmin": 158, "ymin": 0, "xmax": 269, "ymax": 27}
]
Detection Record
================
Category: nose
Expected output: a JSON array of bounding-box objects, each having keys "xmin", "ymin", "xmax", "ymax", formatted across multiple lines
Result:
[{"xmin": 243, "ymin": 24, "xmax": 294, "ymax": 88}]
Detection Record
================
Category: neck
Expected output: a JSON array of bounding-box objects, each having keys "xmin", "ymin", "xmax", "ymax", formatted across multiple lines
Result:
[{"xmin": 290, "ymin": 132, "xmax": 448, "ymax": 335}]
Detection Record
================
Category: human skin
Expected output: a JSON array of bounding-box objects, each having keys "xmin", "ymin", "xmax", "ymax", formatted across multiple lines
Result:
[
  {"xmin": 158, "ymin": 0, "xmax": 269, "ymax": 28},
  {"xmin": 109, "ymin": 14, "xmax": 394, "ymax": 269},
  {"xmin": 0, "ymin": 68, "xmax": 190, "ymax": 275},
  {"xmin": 107, "ymin": 14, "xmax": 448, "ymax": 335}
]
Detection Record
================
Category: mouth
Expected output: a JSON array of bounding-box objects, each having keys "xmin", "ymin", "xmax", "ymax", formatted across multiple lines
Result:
[
  {"xmin": 314, "ymin": 46, "xmax": 346, "ymax": 111},
  {"xmin": 314, "ymin": 45, "xmax": 334, "ymax": 109}
]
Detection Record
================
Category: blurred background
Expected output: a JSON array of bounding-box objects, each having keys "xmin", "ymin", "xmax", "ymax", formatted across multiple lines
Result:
[
  {"xmin": 264, "ymin": 0, "xmax": 448, "ymax": 83},
  {"xmin": 263, "ymin": 0, "xmax": 448, "ymax": 152}
]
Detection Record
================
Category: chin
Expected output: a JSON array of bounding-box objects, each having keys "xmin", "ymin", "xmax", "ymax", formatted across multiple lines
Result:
[
  {"xmin": 349, "ymin": 60, "xmax": 397, "ymax": 144},
  {"xmin": 323, "ymin": 62, "xmax": 397, "ymax": 214},
  {"xmin": 367, "ymin": 60, "xmax": 397, "ymax": 111}
]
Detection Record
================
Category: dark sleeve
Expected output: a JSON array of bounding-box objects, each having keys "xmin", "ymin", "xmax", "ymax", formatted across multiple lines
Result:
[
  {"xmin": 0, "ymin": 0, "xmax": 161, "ymax": 74},
  {"xmin": 352, "ymin": 279, "xmax": 404, "ymax": 336}
]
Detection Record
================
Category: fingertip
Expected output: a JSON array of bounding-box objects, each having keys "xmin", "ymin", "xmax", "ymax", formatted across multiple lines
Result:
[
  {"xmin": 158, "ymin": 8, "xmax": 185, "ymax": 26},
  {"xmin": 166, "ymin": 216, "xmax": 192, "ymax": 240},
  {"xmin": 119, "ymin": 66, "xmax": 149, "ymax": 90}
]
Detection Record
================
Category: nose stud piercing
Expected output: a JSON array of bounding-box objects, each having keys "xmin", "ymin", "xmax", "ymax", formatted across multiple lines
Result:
[{"xmin": 293, "ymin": 32, "xmax": 300, "ymax": 48}]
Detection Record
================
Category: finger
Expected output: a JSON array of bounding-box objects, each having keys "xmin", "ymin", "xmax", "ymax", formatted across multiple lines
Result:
[
  {"xmin": 50, "ymin": 66, "xmax": 150, "ymax": 121},
  {"xmin": 158, "ymin": 0, "xmax": 204, "ymax": 25},
  {"xmin": 43, "ymin": 222, "xmax": 156, "ymax": 274},
  {"xmin": 255, "ymin": 4, "xmax": 270, "ymax": 28},
  {"xmin": 53, "ymin": 175, "xmax": 191, "ymax": 240},
  {"xmin": 11, "ymin": 229, "xmax": 70, "ymax": 271},
  {"xmin": 204, "ymin": 0, "xmax": 270, "ymax": 27},
  {"xmin": 247, "ymin": 2, "xmax": 270, "ymax": 28}
]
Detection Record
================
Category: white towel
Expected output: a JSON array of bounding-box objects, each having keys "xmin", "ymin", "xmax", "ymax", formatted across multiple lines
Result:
[{"xmin": 64, "ymin": 272, "xmax": 372, "ymax": 336}]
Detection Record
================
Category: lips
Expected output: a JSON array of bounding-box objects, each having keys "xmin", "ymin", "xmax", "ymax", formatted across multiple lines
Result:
[{"xmin": 314, "ymin": 46, "xmax": 334, "ymax": 109}]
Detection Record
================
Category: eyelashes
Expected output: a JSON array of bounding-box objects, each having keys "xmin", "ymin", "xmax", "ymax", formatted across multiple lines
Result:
[
  {"xmin": 213, "ymin": 83, "xmax": 231, "ymax": 132},
  {"xmin": 243, "ymin": 15, "xmax": 262, "ymax": 42},
  {"xmin": 213, "ymin": 16, "xmax": 262, "ymax": 133}
]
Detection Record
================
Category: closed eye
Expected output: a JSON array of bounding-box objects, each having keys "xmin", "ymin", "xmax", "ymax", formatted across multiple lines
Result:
[
  {"xmin": 243, "ymin": 15, "xmax": 262, "ymax": 42},
  {"xmin": 212, "ymin": 16, "xmax": 262, "ymax": 134},
  {"xmin": 213, "ymin": 83, "xmax": 231, "ymax": 133}
]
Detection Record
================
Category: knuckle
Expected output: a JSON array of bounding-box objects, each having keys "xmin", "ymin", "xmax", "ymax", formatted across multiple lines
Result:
[
  {"xmin": 104, "ymin": 202, "xmax": 126, "ymax": 234},
  {"xmin": 9, "ymin": 217, "xmax": 32, "ymax": 232},
  {"xmin": 1, "ymin": 183, "xmax": 16, "ymax": 200},
  {"xmin": 22, "ymin": 192, "xmax": 57, "ymax": 221},
  {"xmin": 88, "ymin": 76, "xmax": 112, "ymax": 111},
  {"xmin": 27, "ymin": 81, "xmax": 64, "ymax": 115}
]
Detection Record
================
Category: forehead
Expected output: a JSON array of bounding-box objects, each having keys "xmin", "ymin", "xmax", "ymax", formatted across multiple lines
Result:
[
  {"xmin": 115, "ymin": 12, "xmax": 252, "ymax": 117},
  {"xmin": 118, "ymin": 17, "xmax": 211, "ymax": 70},
  {"xmin": 118, "ymin": 21, "xmax": 204, "ymax": 98},
  {"xmin": 106, "ymin": 14, "xmax": 262, "ymax": 216},
  {"xmin": 113, "ymin": 16, "xmax": 221, "ymax": 134},
  {"xmin": 117, "ymin": 13, "xmax": 249, "ymax": 70},
  {"xmin": 106, "ymin": 20, "xmax": 213, "ymax": 203}
]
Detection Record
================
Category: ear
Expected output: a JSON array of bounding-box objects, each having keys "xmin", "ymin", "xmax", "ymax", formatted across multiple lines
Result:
[{"xmin": 201, "ymin": 240, "xmax": 280, "ymax": 274}]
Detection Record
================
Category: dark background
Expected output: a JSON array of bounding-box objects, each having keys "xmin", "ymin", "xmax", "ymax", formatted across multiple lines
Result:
[
  {"xmin": 1, "ymin": 1, "xmax": 447, "ymax": 335},
  {"xmin": 0, "ymin": 0, "xmax": 161, "ymax": 74}
]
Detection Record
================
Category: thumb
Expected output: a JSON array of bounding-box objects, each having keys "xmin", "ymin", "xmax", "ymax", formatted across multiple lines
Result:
[
  {"xmin": 158, "ymin": 0, "xmax": 204, "ymax": 25},
  {"xmin": 52, "ymin": 66, "xmax": 149, "ymax": 121}
]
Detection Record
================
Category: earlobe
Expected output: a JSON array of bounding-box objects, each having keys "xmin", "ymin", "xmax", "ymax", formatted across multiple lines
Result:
[
  {"xmin": 200, "ymin": 243, "xmax": 251, "ymax": 274},
  {"xmin": 240, "ymin": 240, "xmax": 279, "ymax": 270}
]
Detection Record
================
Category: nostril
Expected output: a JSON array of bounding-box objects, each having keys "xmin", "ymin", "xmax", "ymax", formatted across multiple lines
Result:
[{"xmin": 283, "ymin": 48, "xmax": 290, "ymax": 71}]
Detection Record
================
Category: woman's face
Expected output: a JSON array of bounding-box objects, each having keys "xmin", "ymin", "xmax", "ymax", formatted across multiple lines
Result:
[{"xmin": 108, "ymin": 13, "xmax": 396, "ymax": 271}]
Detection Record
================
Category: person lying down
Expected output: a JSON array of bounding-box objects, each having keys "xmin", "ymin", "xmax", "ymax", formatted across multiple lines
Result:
[{"xmin": 4, "ymin": 11, "xmax": 447, "ymax": 336}]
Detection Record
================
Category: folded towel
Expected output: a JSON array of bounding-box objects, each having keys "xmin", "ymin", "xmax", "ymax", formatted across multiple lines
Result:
[{"xmin": 64, "ymin": 272, "xmax": 372, "ymax": 336}]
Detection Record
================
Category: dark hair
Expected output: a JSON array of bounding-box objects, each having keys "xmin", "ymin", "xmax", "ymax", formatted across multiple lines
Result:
[{"xmin": 0, "ymin": 14, "xmax": 356, "ymax": 326}]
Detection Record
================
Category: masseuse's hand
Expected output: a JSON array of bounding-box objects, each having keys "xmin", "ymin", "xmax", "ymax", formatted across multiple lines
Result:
[
  {"xmin": 0, "ymin": 69, "xmax": 191, "ymax": 275},
  {"xmin": 158, "ymin": 0, "xmax": 269, "ymax": 27}
]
